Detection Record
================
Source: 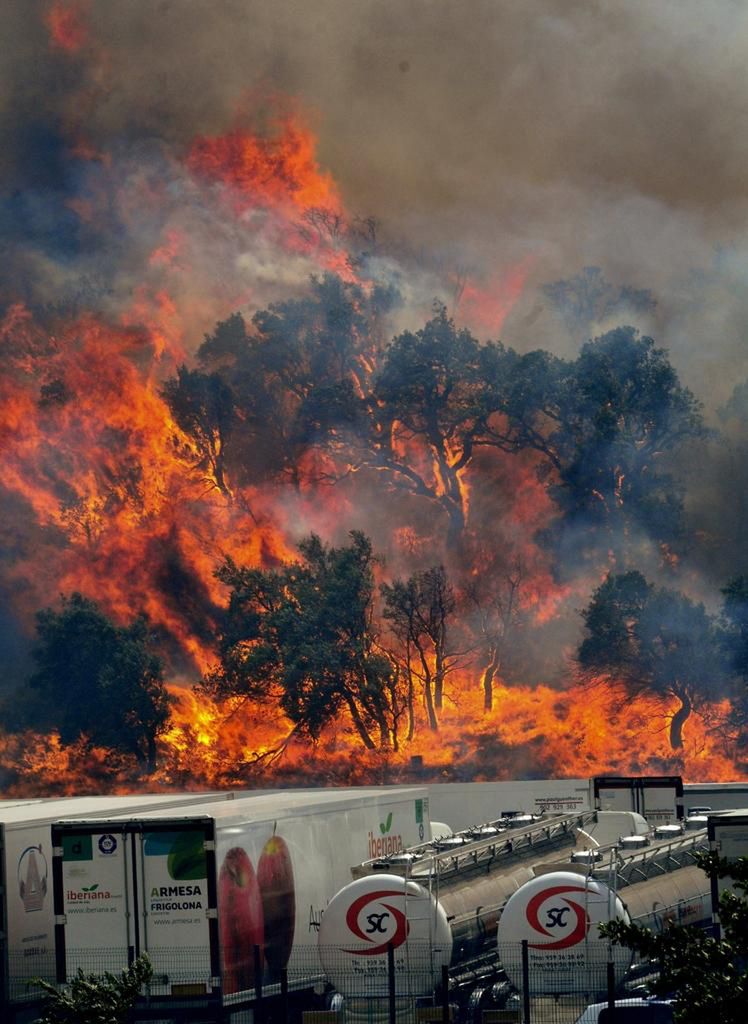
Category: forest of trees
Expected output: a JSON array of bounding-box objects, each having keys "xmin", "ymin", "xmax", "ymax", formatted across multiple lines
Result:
[
  {"xmin": 163, "ymin": 276, "xmax": 705, "ymax": 558},
  {"xmin": 5, "ymin": 267, "xmax": 748, "ymax": 768}
]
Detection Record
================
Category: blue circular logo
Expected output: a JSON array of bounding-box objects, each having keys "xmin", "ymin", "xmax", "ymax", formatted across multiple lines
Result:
[{"xmin": 98, "ymin": 834, "xmax": 117, "ymax": 856}]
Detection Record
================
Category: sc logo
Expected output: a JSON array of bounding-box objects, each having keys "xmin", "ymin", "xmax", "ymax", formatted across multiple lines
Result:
[
  {"xmin": 344, "ymin": 889, "xmax": 409, "ymax": 956},
  {"xmin": 525, "ymin": 884, "xmax": 589, "ymax": 950}
]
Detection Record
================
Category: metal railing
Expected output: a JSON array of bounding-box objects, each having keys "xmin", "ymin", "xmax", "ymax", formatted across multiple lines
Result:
[
  {"xmin": 352, "ymin": 811, "xmax": 708, "ymax": 898},
  {"xmin": 353, "ymin": 813, "xmax": 600, "ymax": 886}
]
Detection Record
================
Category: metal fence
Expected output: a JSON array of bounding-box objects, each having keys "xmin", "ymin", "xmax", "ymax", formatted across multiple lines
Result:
[
  {"xmin": 6, "ymin": 946, "xmax": 217, "ymax": 1003},
  {"xmin": 5, "ymin": 941, "xmax": 660, "ymax": 1024}
]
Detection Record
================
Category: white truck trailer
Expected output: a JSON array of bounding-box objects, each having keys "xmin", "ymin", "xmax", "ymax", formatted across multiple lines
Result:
[
  {"xmin": 50, "ymin": 786, "xmax": 431, "ymax": 1010},
  {"xmin": 424, "ymin": 775, "xmax": 684, "ymax": 831},
  {"xmin": 0, "ymin": 791, "xmax": 235, "ymax": 1007}
]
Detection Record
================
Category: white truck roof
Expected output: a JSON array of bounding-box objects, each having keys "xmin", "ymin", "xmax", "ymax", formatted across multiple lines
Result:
[
  {"xmin": 55, "ymin": 786, "xmax": 429, "ymax": 828},
  {"xmin": 0, "ymin": 792, "xmax": 226, "ymax": 827}
]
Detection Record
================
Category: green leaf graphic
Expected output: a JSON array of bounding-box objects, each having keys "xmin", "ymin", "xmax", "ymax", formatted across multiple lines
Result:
[
  {"xmin": 82, "ymin": 884, "xmax": 99, "ymax": 892},
  {"xmin": 379, "ymin": 812, "xmax": 393, "ymax": 835},
  {"xmin": 167, "ymin": 831, "xmax": 206, "ymax": 880}
]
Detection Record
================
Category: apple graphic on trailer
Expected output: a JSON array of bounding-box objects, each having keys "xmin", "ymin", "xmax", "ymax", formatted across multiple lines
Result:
[
  {"xmin": 257, "ymin": 829, "xmax": 296, "ymax": 980},
  {"xmin": 218, "ymin": 847, "xmax": 264, "ymax": 994}
]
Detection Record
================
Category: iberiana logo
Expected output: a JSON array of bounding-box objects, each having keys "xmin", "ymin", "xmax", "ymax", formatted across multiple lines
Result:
[
  {"xmin": 66, "ymin": 884, "xmax": 113, "ymax": 901},
  {"xmin": 525, "ymin": 883, "xmax": 589, "ymax": 950}
]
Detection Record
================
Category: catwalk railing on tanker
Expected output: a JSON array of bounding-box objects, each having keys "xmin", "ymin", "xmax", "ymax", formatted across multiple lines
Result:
[
  {"xmin": 353, "ymin": 811, "xmax": 600, "ymax": 885},
  {"xmin": 353, "ymin": 809, "xmax": 709, "ymax": 896}
]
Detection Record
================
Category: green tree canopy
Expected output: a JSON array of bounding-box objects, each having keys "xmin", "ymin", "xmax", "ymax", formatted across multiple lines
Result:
[
  {"xmin": 719, "ymin": 576, "xmax": 748, "ymax": 735},
  {"xmin": 721, "ymin": 576, "xmax": 748, "ymax": 682},
  {"xmin": 577, "ymin": 571, "xmax": 726, "ymax": 749},
  {"xmin": 9, "ymin": 594, "xmax": 171, "ymax": 767},
  {"xmin": 205, "ymin": 532, "xmax": 402, "ymax": 750},
  {"xmin": 33, "ymin": 953, "xmax": 152, "ymax": 1024},
  {"xmin": 501, "ymin": 328, "xmax": 705, "ymax": 559}
]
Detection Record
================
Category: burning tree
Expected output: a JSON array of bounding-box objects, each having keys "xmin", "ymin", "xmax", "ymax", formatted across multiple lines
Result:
[
  {"xmin": 500, "ymin": 327, "xmax": 705, "ymax": 564},
  {"xmin": 163, "ymin": 286, "xmax": 703, "ymax": 572},
  {"xmin": 205, "ymin": 532, "xmax": 403, "ymax": 751},
  {"xmin": 464, "ymin": 557, "xmax": 525, "ymax": 712},
  {"xmin": 188, "ymin": 276, "xmax": 396, "ymax": 490},
  {"xmin": 160, "ymin": 366, "xmax": 236, "ymax": 497},
  {"xmin": 364, "ymin": 308, "xmax": 504, "ymax": 548},
  {"xmin": 577, "ymin": 571, "xmax": 728, "ymax": 749},
  {"xmin": 381, "ymin": 566, "xmax": 458, "ymax": 731}
]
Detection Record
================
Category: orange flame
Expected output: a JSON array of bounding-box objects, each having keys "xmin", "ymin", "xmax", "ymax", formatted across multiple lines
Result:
[
  {"xmin": 185, "ymin": 115, "xmax": 357, "ymax": 282},
  {"xmin": 44, "ymin": 1, "xmax": 90, "ymax": 53},
  {"xmin": 187, "ymin": 115, "xmax": 342, "ymax": 216},
  {"xmin": 0, "ymin": 303, "xmax": 296, "ymax": 673},
  {"xmin": 456, "ymin": 256, "xmax": 535, "ymax": 336}
]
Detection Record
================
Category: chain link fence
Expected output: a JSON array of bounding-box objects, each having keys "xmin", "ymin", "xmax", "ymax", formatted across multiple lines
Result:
[{"xmin": 4, "ymin": 940, "xmax": 665, "ymax": 1023}]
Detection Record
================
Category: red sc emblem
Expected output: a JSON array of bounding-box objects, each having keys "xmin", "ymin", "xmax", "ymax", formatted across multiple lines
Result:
[
  {"xmin": 344, "ymin": 889, "xmax": 410, "ymax": 956},
  {"xmin": 525, "ymin": 884, "xmax": 589, "ymax": 950}
]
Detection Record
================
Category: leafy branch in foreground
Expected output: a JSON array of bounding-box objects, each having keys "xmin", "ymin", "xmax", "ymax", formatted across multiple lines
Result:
[
  {"xmin": 33, "ymin": 954, "xmax": 152, "ymax": 1024},
  {"xmin": 600, "ymin": 853, "xmax": 748, "ymax": 1024}
]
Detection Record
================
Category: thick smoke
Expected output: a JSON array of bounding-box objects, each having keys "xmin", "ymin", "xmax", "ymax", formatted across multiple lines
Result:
[{"xmin": 4, "ymin": 3, "xmax": 748, "ymax": 379}]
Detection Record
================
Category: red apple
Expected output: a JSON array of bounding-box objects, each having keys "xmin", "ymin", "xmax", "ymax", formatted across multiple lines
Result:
[
  {"xmin": 257, "ymin": 833, "xmax": 296, "ymax": 978},
  {"xmin": 218, "ymin": 846, "xmax": 264, "ymax": 994}
]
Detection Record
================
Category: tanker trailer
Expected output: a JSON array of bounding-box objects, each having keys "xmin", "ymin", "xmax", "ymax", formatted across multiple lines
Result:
[
  {"xmin": 323, "ymin": 809, "xmax": 618, "ymax": 1018},
  {"xmin": 333, "ymin": 808, "xmax": 712, "ymax": 1017},
  {"xmin": 317, "ymin": 867, "xmax": 630, "ymax": 1021},
  {"xmin": 503, "ymin": 825, "xmax": 711, "ymax": 1004},
  {"xmin": 351, "ymin": 808, "xmax": 642, "ymax": 963},
  {"xmin": 318, "ymin": 872, "xmax": 454, "ymax": 1022}
]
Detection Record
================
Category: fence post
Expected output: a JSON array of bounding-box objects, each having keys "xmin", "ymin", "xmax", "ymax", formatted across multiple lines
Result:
[
  {"xmin": 441, "ymin": 963, "xmax": 450, "ymax": 1024},
  {"xmin": 607, "ymin": 960, "xmax": 616, "ymax": 1018},
  {"xmin": 254, "ymin": 944, "xmax": 264, "ymax": 1024},
  {"xmin": 521, "ymin": 939, "xmax": 531, "ymax": 1024},
  {"xmin": 388, "ymin": 942, "xmax": 396, "ymax": 1024},
  {"xmin": 280, "ymin": 966, "xmax": 289, "ymax": 1023}
]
